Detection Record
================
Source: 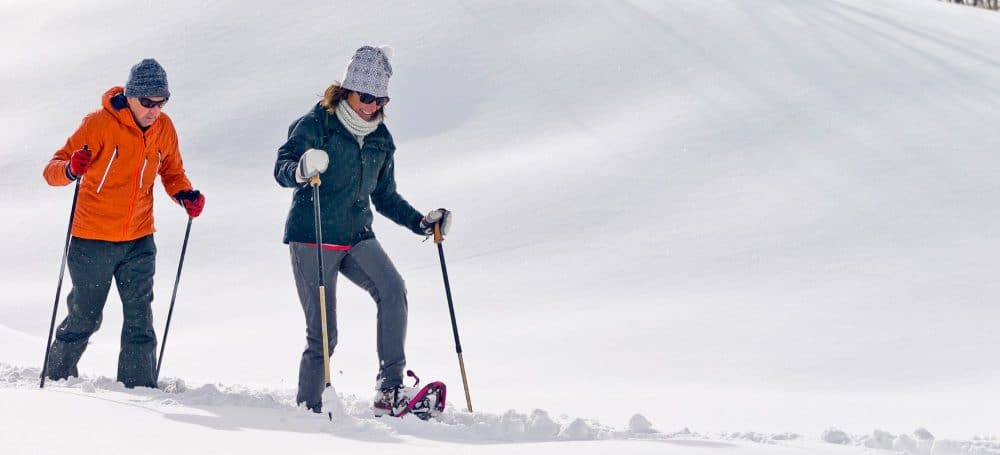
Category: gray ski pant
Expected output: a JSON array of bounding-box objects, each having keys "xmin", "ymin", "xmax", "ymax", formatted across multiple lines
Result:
[
  {"xmin": 290, "ymin": 238, "xmax": 408, "ymax": 409},
  {"xmin": 45, "ymin": 235, "xmax": 158, "ymax": 388}
]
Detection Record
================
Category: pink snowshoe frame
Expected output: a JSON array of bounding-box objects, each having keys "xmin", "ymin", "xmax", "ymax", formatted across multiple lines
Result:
[
  {"xmin": 399, "ymin": 381, "xmax": 447, "ymax": 419},
  {"xmin": 386, "ymin": 370, "xmax": 447, "ymax": 420}
]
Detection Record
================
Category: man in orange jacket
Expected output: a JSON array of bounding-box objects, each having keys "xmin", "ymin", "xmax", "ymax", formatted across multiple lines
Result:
[{"xmin": 42, "ymin": 58, "xmax": 205, "ymax": 388}]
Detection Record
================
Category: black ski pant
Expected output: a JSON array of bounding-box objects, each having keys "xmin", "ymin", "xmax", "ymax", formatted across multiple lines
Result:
[
  {"xmin": 290, "ymin": 238, "xmax": 408, "ymax": 409},
  {"xmin": 45, "ymin": 235, "xmax": 158, "ymax": 388}
]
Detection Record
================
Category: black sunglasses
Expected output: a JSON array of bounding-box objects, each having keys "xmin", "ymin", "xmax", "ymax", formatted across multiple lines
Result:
[
  {"xmin": 357, "ymin": 92, "xmax": 390, "ymax": 107},
  {"xmin": 138, "ymin": 97, "xmax": 169, "ymax": 109}
]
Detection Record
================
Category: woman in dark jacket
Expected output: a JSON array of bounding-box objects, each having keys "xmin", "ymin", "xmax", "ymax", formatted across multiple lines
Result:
[{"xmin": 274, "ymin": 45, "xmax": 451, "ymax": 416}]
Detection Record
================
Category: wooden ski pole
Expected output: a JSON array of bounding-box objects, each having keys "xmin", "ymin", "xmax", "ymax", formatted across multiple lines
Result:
[{"xmin": 311, "ymin": 175, "xmax": 333, "ymax": 419}]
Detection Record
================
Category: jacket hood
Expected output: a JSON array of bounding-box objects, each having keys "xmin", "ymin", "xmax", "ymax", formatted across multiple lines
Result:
[{"xmin": 101, "ymin": 86, "xmax": 145, "ymax": 133}]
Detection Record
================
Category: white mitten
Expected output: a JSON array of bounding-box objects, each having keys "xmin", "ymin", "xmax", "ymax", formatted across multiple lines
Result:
[
  {"xmin": 295, "ymin": 149, "xmax": 330, "ymax": 183},
  {"xmin": 420, "ymin": 208, "xmax": 452, "ymax": 236}
]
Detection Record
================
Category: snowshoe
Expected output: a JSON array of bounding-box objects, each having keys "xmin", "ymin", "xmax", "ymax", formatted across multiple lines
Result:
[{"xmin": 373, "ymin": 370, "xmax": 446, "ymax": 420}]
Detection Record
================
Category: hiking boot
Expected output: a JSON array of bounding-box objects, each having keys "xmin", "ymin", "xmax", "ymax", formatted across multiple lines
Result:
[
  {"xmin": 373, "ymin": 385, "xmax": 411, "ymax": 417},
  {"xmin": 297, "ymin": 400, "xmax": 322, "ymax": 414}
]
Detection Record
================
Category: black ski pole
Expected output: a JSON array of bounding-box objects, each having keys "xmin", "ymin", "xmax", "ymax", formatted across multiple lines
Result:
[
  {"xmin": 40, "ymin": 144, "xmax": 86, "ymax": 388},
  {"xmin": 434, "ymin": 222, "xmax": 473, "ymax": 412},
  {"xmin": 311, "ymin": 175, "xmax": 333, "ymax": 420},
  {"xmin": 155, "ymin": 215, "xmax": 193, "ymax": 383}
]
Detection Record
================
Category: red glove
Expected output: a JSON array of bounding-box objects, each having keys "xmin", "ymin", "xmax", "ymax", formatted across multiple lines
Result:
[
  {"xmin": 173, "ymin": 190, "xmax": 205, "ymax": 218},
  {"xmin": 68, "ymin": 147, "xmax": 92, "ymax": 178}
]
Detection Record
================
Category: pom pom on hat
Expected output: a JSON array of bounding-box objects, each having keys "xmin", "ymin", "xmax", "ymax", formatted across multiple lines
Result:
[{"xmin": 378, "ymin": 45, "xmax": 393, "ymax": 60}]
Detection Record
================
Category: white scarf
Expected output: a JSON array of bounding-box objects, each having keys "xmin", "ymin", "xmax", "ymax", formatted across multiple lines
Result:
[{"xmin": 335, "ymin": 101, "xmax": 381, "ymax": 147}]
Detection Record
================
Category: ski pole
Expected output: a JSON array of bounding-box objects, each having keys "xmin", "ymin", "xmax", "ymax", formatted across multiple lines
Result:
[
  {"xmin": 40, "ymin": 144, "xmax": 86, "ymax": 388},
  {"xmin": 311, "ymin": 175, "xmax": 333, "ymax": 419},
  {"xmin": 434, "ymin": 223, "xmax": 473, "ymax": 412},
  {"xmin": 155, "ymin": 216, "xmax": 193, "ymax": 383}
]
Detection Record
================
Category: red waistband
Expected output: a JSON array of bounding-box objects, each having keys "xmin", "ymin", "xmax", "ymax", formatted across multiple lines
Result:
[{"xmin": 297, "ymin": 242, "xmax": 351, "ymax": 251}]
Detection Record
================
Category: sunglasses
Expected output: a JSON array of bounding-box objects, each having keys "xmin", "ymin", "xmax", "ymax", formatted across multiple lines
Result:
[
  {"xmin": 357, "ymin": 92, "xmax": 390, "ymax": 107},
  {"xmin": 138, "ymin": 97, "xmax": 169, "ymax": 109}
]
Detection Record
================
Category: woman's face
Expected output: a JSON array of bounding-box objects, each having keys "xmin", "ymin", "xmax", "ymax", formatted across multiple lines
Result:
[{"xmin": 346, "ymin": 91, "xmax": 382, "ymax": 121}]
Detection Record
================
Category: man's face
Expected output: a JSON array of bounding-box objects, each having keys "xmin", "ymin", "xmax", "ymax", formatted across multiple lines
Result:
[{"xmin": 126, "ymin": 96, "xmax": 167, "ymax": 128}]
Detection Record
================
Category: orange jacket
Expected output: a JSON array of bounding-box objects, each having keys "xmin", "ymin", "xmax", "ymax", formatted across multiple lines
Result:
[{"xmin": 43, "ymin": 86, "xmax": 193, "ymax": 242}]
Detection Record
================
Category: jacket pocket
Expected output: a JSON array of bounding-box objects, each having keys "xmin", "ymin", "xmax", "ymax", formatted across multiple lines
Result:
[
  {"xmin": 138, "ymin": 149, "xmax": 162, "ymax": 193},
  {"xmin": 138, "ymin": 156, "xmax": 149, "ymax": 190},
  {"xmin": 95, "ymin": 146, "xmax": 118, "ymax": 194},
  {"xmin": 150, "ymin": 150, "xmax": 161, "ymax": 193},
  {"xmin": 362, "ymin": 148, "xmax": 387, "ymax": 193}
]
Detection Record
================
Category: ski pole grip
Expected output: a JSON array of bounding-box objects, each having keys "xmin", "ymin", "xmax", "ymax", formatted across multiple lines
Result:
[
  {"xmin": 310, "ymin": 175, "xmax": 321, "ymax": 187},
  {"xmin": 433, "ymin": 222, "xmax": 444, "ymax": 244}
]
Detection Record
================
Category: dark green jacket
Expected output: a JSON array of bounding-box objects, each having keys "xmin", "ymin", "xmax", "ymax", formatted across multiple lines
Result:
[{"xmin": 274, "ymin": 103, "xmax": 424, "ymax": 245}]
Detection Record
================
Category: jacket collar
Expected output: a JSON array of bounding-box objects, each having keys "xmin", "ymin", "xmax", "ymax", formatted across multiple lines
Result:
[{"xmin": 314, "ymin": 102, "xmax": 391, "ymax": 148}]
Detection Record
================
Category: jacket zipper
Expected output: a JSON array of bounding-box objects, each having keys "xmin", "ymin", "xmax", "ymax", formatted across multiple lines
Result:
[
  {"xmin": 122, "ymin": 136, "xmax": 146, "ymax": 240},
  {"xmin": 356, "ymin": 143, "xmax": 365, "ymax": 239},
  {"xmin": 95, "ymin": 147, "xmax": 118, "ymax": 193}
]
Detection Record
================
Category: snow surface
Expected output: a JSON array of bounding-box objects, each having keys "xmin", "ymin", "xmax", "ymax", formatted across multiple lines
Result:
[{"xmin": 2, "ymin": 0, "xmax": 999, "ymax": 453}]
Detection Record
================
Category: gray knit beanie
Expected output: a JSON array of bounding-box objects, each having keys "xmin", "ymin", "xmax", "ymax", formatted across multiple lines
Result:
[
  {"xmin": 124, "ymin": 58, "xmax": 170, "ymax": 98},
  {"xmin": 341, "ymin": 45, "xmax": 393, "ymax": 97}
]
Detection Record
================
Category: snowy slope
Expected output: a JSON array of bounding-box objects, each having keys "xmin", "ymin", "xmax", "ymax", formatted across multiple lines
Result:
[
  {"xmin": 4, "ymin": 363, "xmax": 998, "ymax": 455},
  {"xmin": 1, "ymin": 0, "xmax": 999, "ymax": 453}
]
